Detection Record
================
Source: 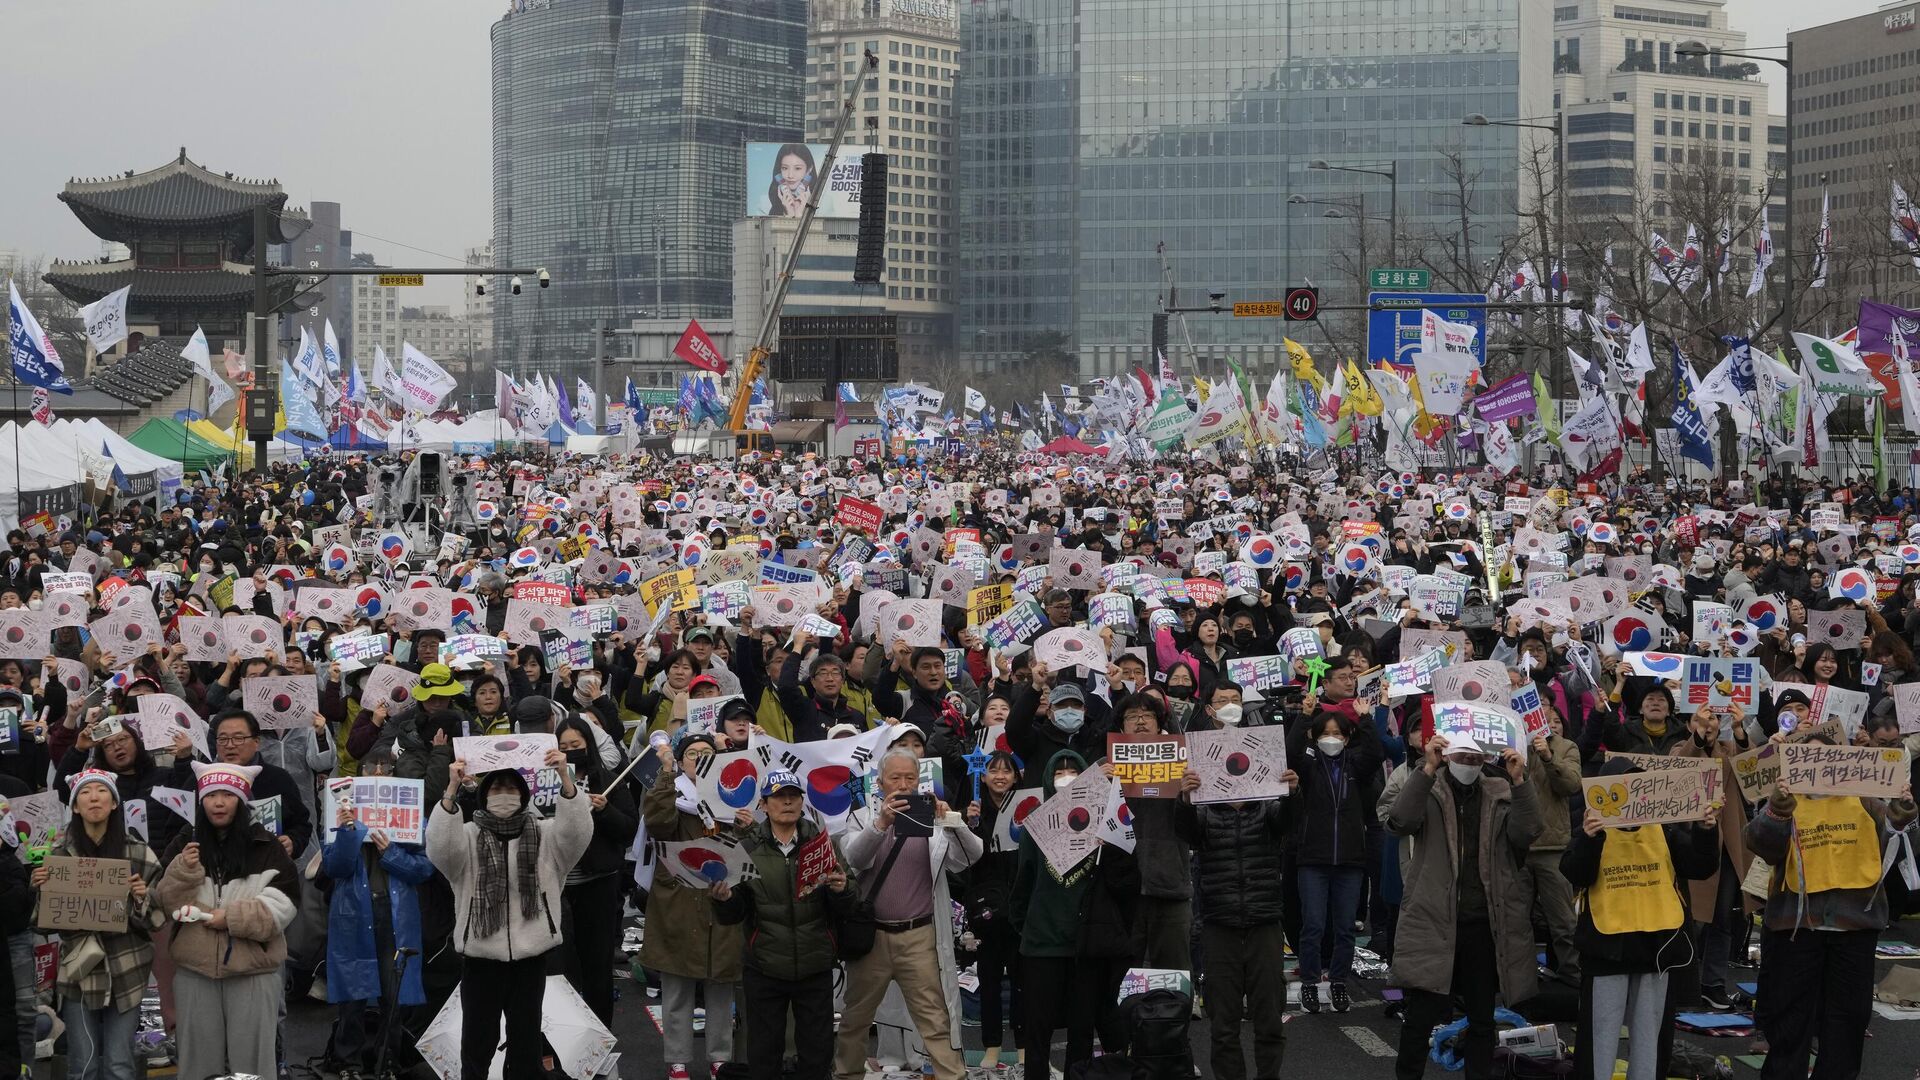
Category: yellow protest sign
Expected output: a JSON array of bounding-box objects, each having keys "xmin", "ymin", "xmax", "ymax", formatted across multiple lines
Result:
[
  {"xmin": 968, "ymin": 582, "xmax": 1012, "ymax": 627},
  {"xmin": 640, "ymin": 568, "xmax": 698, "ymax": 615}
]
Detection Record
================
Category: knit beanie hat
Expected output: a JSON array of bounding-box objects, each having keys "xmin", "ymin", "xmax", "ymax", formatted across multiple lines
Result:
[
  {"xmin": 67, "ymin": 769, "xmax": 120, "ymax": 809},
  {"xmin": 191, "ymin": 761, "xmax": 261, "ymax": 802}
]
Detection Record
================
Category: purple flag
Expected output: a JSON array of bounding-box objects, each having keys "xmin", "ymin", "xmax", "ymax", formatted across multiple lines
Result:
[
  {"xmin": 1858, "ymin": 300, "xmax": 1920, "ymax": 359},
  {"xmin": 1472, "ymin": 372, "xmax": 1538, "ymax": 423}
]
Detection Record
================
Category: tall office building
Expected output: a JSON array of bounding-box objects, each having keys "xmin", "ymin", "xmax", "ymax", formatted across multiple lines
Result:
[
  {"xmin": 491, "ymin": 0, "xmax": 806, "ymax": 374},
  {"xmin": 1789, "ymin": 4, "xmax": 1920, "ymax": 313},
  {"xmin": 805, "ymin": 0, "xmax": 959, "ymax": 372},
  {"xmin": 279, "ymin": 200, "xmax": 354, "ymax": 364},
  {"xmin": 959, "ymin": 1, "xmax": 1551, "ymax": 379},
  {"xmin": 1554, "ymin": 1, "xmax": 1784, "ymax": 231}
]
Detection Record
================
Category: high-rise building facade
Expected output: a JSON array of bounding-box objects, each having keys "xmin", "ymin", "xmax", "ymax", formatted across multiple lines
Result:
[
  {"xmin": 805, "ymin": 0, "xmax": 959, "ymax": 374},
  {"xmin": 276, "ymin": 200, "xmax": 354, "ymax": 364},
  {"xmin": 491, "ymin": 0, "xmax": 806, "ymax": 374},
  {"xmin": 1554, "ymin": 1, "xmax": 1784, "ymax": 230},
  {"xmin": 1789, "ymin": 4, "xmax": 1920, "ymax": 313},
  {"xmin": 959, "ymin": 0, "xmax": 1551, "ymax": 379}
]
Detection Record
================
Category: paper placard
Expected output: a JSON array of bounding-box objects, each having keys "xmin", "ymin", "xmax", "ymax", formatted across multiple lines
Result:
[
  {"xmin": 1025, "ymin": 773, "xmax": 1113, "ymax": 874},
  {"xmin": 453, "ymin": 733, "xmax": 557, "ymax": 776},
  {"xmin": 1105, "ymin": 735, "xmax": 1188, "ymax": 798},
  {"xmin": 1186, "ymin": 726, "xmax": 1289, "ymax": 803},
  {"xmin": 242, "ymin": 675, "xmax": 317, "ymax": 732},
  {"xmin": 35, "ymin": 856, "xmax": 129, "ymax": 933},
  {"xmin": 322, "ymin": 776, "xmax": 427, "ymax": 846},
  {"xmin": 1431, "ymin": 701, "xmax": 1527, "ymax": 761},
  {"xmin": 659, "ymin": 833, "xmax": 762, "ymax": 890},
  {"xmin": 1584, "ymin": 766, "xmax": 1710, "ymax": 828},
  {"xmin": 1604, "ymin": 752, "xmax": 1725, "ymax": 805},
  {"xmin": 1730, "ymin": 742, "xmax": 1781, "ymax": 804},
  {"xmin": 793, "ymin": 830, "xmax": 838, "ymax": 897},
  {"xmin": 1779, "ymin": 743, "xmax": 1910, "ymax": 799}
]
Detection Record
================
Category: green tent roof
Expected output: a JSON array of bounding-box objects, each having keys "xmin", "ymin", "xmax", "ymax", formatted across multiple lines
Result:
[{"xmin": 127, "ymin": 417, "xmax": 235, "ymax": 475}]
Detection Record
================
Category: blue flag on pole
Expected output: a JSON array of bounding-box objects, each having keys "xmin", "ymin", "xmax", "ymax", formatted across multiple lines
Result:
[
  {"xmin": 8, "ymin": 281, "xmax": 73, "ymax": 393},
  {"xmin": 1669, "ymin": 342, "xmax": 1715, "ymax": 469},
  {"xmin": 280, "ymin": 356, "xmax": 327, "ymax": 440}
]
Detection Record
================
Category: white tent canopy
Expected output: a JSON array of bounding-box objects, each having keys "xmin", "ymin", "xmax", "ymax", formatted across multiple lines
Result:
[{"xmin": 0, "ymin": 422, "xmax": 87, "ymax": 531}]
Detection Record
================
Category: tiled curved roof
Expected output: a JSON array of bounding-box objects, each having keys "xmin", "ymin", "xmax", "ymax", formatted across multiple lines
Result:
[
  {"xmin": 58, "ymin": 150, "xmax": 307, "ymax": 243},
  {"xmin": 42, "ymin": 260, "xmax": 305, "ymax": 307}
]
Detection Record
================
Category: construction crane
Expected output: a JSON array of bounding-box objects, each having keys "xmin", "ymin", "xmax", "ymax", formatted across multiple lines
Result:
[{"xmin": 725, "ymin": 47, "xmax": 879, "ymax": 454}]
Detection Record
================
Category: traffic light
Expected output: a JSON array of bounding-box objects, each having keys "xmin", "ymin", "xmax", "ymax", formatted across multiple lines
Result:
[{"xmin": 1151, "ymin": 313, "xmax": 1169, "ymax": 359}]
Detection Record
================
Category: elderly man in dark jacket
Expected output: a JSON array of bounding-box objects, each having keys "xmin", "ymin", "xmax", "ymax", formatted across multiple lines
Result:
[{"xmin": 1174, "ymin": 761, "xmax": 1298, "ymax": 1080}]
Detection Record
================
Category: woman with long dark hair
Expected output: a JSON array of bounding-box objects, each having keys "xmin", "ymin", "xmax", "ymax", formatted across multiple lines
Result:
[
  {"xmin": 555, "ymin": 716, "xmax": 637, "ymax": 1026},
  {"xmin": 965, "ymin": 749, "xmax": 1026, "ymax": 1071},
  {"xmin": 155, "ymin": 761, "xmax": 301, "ymax": 1080},
  {"xmin": 33, "ymin": 770, "xmax": 165, "ymax": 1080}
]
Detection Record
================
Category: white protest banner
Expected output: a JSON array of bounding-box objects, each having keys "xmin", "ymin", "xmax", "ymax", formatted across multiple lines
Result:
[
  {"xmin": 241, "ymin": 676, "xmax": 317, "ymax": 732},
  {"xmin": 132, "ymin": 694, "xmax": 207, "ymax": 758},
  {"xmin": 1186, "ymin": 726, "xmax": 1289, "ymax": 803},
  {"xmin": 78, "ymin": 285, "xmax": 131, "ymax": 352},
  {"xmin": 1431, "ymin": 700, "xmax": 1527, "ymax": 761},
  {"xmin": 41, "ymin": 572, "xmax": 91, "ymax": 596},
  {"xmin": 1432, "ymin": 661, "xmax": 1509, "ymax": 705},
  {"xmin": 321, "ymin": 776, "xmax": 427, "ymax": 845},
  {"xmin": 452, "ymin": 733, "xmax": 557, "ymax": 776},
  {"xmin": 1412, "ymin": 349, "xmax": 1477, "ymax": 416},
  {"xmin": 1383, "ymin": 649, "xmax": 1449, "ymax": 698},
  {"xmin": 686, "ymin": 695, "xmax": 744, "ymax": 735},
  {"xmin": 1605, "ymin": 752, "xmax": 1725, "ymax": 805},
  {"xmin": 398, "ymin": 343, "xmax": 458, "ymax": 412},
  {"xmin": 326, "ymin": 632, "xmax": 389, "ymax": 671},
  {"xmin": 1024, "ymin": 772, "xmax": 1112, "ymax": 875},
  {"xmin": 1223, "ymin": 655, "xmax": 1289, "ymax": 692},
  {"xmin": 1779, "ymin": 743, "xmax": 1910, "ymax": 799},
  {"xmin": 1583, "ymin": 767, "xmax": 1711, "ymax": 828}
]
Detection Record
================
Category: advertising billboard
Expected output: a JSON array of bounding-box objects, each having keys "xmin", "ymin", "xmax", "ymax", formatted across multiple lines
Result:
[{"xmin": 745, "ymin": 143, "xmax": 866, "ymax": 220}]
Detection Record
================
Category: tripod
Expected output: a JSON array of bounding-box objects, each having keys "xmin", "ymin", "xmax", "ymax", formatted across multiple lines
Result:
[{"xmin": 370, "ymin": 946, "xmax": 420, "ymax": 1080}]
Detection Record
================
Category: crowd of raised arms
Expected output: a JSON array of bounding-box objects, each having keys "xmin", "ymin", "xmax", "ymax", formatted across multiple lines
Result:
[{"xmin": 0, "ymin": 446, "xmax": 1915, "ymax": 1080}]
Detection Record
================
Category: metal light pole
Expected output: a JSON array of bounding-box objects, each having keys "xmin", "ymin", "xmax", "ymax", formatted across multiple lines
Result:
[
  {"xmin": 1309, "ymin": 159, "xmax": 1398, "ymax": 265},
  {"xmin": 1678, "ymin": 40, "xmax": 1794, "ymax": 339},
  {"xmin": 1465, "ymin": 113, "xmax": 1565, "ymax": 440}
]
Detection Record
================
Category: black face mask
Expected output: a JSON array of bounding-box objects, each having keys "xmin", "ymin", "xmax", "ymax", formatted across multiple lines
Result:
[
  {"xmin": 564, "ymin": 748, "xmax": 594, "ymax": 774},
  {"xmin": 1232, "ymin": 629, "xmax": 1256, "ymax": 647},
  {"xmin": 1165, "ymin": 684, "xmax": 1194, "ymax": 700}
]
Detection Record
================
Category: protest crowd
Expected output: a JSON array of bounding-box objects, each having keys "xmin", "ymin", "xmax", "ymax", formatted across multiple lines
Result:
[{"xmin": 0, "ymin": 441, "xmax": 1917, "ymax": 1080}]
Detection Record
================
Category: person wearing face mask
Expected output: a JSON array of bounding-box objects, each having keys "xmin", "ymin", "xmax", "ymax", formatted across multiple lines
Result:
[
  {"xmin": 1005, "ymin": 667, "xmax": 1107, "ymax": 774},
  {"xmin": 1386, "ymin": 730, "xmax": 1541, "ymax": 1080},
  {"xmin": 1204, "ymin": 682, "xmax": 1248, "ymax": 729},
  {"xmin": 1108, "ymin": 693, "xmax": 1195, "ymax": 970},
  {"xmin": 963, "ymin": 750, "xmax": 1027, "ymax": 1073},
  {"xmin": 553, "ymin": 718, "xmax": 637, "ymax": 1027},
  {"xmin": 427, "ymin": 748, "xmax": 591, "ymax": 1080},
  {"xmin": 1288, "ymin": 710, "xmax": 1383, "ymax": 1013}
]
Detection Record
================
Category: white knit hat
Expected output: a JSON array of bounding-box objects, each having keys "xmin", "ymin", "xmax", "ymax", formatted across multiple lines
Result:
[{"xmin": 190, "ymin": 761, "xmax": 261, "ymax": 802}]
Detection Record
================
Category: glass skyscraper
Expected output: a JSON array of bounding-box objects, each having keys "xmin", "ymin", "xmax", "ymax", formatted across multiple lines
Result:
[
  {"xmin": 492, "ymin": 0, "xmax": 806, "ymax": 373},
  {"xmin": 960, "ymin": 0, "xmax": 1549, "ymax": 378}
]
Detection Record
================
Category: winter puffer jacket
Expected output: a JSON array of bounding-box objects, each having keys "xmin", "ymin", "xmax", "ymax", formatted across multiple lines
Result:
[
  {"xmin": 1287, "ymin": 721, "xmax": 1382, "ymax": 868},
  {"xmin": 1175, "ymin": 799, "xmax": 1290, "ymax": 928}
]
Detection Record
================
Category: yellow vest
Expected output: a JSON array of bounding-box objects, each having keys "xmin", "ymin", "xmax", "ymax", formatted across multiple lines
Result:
[
  {"xmin": 1587, "ymin": 824, "xmax": 1685, "ymax": 936},
  {"xmin": 1784, "ymin": 796, "xmax": 1882, "ymax": 894}
]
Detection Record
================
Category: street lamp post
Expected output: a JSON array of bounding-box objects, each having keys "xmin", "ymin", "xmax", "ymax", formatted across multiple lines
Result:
[
  {"xmin": 1678, "ymin": 40, "xmax": 1794, "ymax": 341},
  {"xmin": 1465, "ymin": 113, "xmax": 1565, "ymax": 428},
  {"xmin": 1308, "ymin": 159, "xmax": 1398, "ymax": 266}
]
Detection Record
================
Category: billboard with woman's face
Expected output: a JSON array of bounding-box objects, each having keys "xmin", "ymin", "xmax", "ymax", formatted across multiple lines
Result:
[{"xmin": 745, "ymin": 143, "xmax": 867, "ymax": 219}]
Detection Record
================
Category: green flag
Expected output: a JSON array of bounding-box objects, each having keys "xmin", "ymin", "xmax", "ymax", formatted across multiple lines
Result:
[{"xmin": 1532, "ymin": 372, "xmax": 1560, "ymax": 441}]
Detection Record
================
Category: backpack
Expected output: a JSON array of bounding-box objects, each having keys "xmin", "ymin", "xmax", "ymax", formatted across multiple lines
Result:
[{"xmin": 1121, "ymin": 988, "xmax": 1193, "ymax": 1080}]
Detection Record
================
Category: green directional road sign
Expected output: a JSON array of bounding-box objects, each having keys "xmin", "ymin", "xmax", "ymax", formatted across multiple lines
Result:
[{"xmin": 1369, "ymin": 268, "xmax": 1431, "ymax": 290}]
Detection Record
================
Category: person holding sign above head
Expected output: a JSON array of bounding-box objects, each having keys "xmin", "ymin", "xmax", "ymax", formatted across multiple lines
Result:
[
  {"xmin": 32, "ymin": 769, "xmax": 164, "ymax": 1080},
  {"xmin": 710, "ymin": 769, "xmax": 853, "ymax": 1080},
  {"xmin": 1386, "ymin": 729, "xmax": 1540, "ymax": 1080},
  {"xmin": 1744, "ymin": 731, "xmax": 1917, "ymax": 1080},
  {"xmin": 426, "ymin": 748, "xmax": 591, "ymax": 1080},
  {"xmin": 320, "ymin": 747, "xmax": 434, "ymax": 1080},
  {"xmin": 154, "ymin": 761, "xmax": 300, "ymax": 1080},
  {"xmin": 1559, "ymin": 757, "xmax": 1720, "ymax": 1080}
]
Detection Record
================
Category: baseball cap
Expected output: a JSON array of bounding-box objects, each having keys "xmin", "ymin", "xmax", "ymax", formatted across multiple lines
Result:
[
  {"xmin": 763, "ymin": 769, "xmax": 803, "ymax": 796},
  {"xmin": 1049, "ymin": 683, "xmax": 1086, "ymax": 707}
]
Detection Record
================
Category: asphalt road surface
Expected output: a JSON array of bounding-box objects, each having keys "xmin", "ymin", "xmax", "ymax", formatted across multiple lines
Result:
[{"xmin": 280, "ymin": 917, "xmax": 1920, "ymax": 1080}]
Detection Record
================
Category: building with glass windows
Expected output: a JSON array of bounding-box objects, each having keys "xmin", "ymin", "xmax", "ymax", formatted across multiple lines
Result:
[
  {"xmin": 959, "ymin": 0, "xmax": 1551, "ymax": 380},
  {"xmin": 490, "ymin": 0, "xmax": 806, "ymax": 374}
]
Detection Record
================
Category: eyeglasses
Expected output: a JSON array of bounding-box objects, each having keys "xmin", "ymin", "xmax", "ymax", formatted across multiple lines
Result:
[{"xmin": 215, "ymin": 734, "xmax": 254, "ymax": 746}]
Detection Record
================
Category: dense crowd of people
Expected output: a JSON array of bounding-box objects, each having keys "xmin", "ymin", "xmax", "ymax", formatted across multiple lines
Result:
[{"xmin": 0, "ymin": 446, "xmax": 1916, "ymax": 1080}]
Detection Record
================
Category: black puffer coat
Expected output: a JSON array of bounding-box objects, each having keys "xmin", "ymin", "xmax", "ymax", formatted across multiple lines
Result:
[{"xmin": 1175, "ymin": 799, "xmax": 1290, "ymax": 928}]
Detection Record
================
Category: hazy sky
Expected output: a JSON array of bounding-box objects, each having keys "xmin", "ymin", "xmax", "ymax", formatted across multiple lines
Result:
[{"xmin": 0, "ymin": 0, "xmax": 1887, "ymax": 309}]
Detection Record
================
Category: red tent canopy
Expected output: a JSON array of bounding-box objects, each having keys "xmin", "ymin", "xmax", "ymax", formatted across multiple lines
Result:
[{"xmin": 1036, "ymin": 436, "xmax": 1108, "ymax": 456}]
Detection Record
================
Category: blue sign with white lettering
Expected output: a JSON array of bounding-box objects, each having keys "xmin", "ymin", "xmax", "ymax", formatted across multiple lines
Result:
[{"xmin": 1365, "ymin": 292, "xmax": 1488, "ymax": 369}]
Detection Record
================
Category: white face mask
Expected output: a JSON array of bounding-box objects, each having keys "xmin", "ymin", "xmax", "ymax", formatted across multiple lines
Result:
[
  {"xmin": 1054, "ymin": 771, "xmax": 1079, "ymax": 789},
  {"xmin": 485, "ymin": 792, "xmax": 522, "ymax": 817},
  {"xmin": 1316, "ymin": 736, "xmax": 1345, "ymax": 757},
  {"xmin": 1214, "ymin": 704, "xmax": 1243, "ymax": 726},
  {"xmin": 1447, "ymin": 762, "xmax": 1483, "ymax": 786},
  {"xmin": 25, "ymin": 599, "xmax": 40, "ymax": 611}
]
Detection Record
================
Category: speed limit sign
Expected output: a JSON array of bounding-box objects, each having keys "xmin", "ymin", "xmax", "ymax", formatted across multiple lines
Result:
[{"xmin": 1284, "ymin": 287, "xmax": 1319, "ymax": 321}]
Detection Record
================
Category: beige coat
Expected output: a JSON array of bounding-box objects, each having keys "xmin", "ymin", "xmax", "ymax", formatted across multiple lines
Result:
[
  {"xmin": 1386, "ymin": 768, "xmax": 1542, "ymax": 1001},
  {"xmin": 1669, "ymin": 737, "xmax": 1756, "ymax": 919}
]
